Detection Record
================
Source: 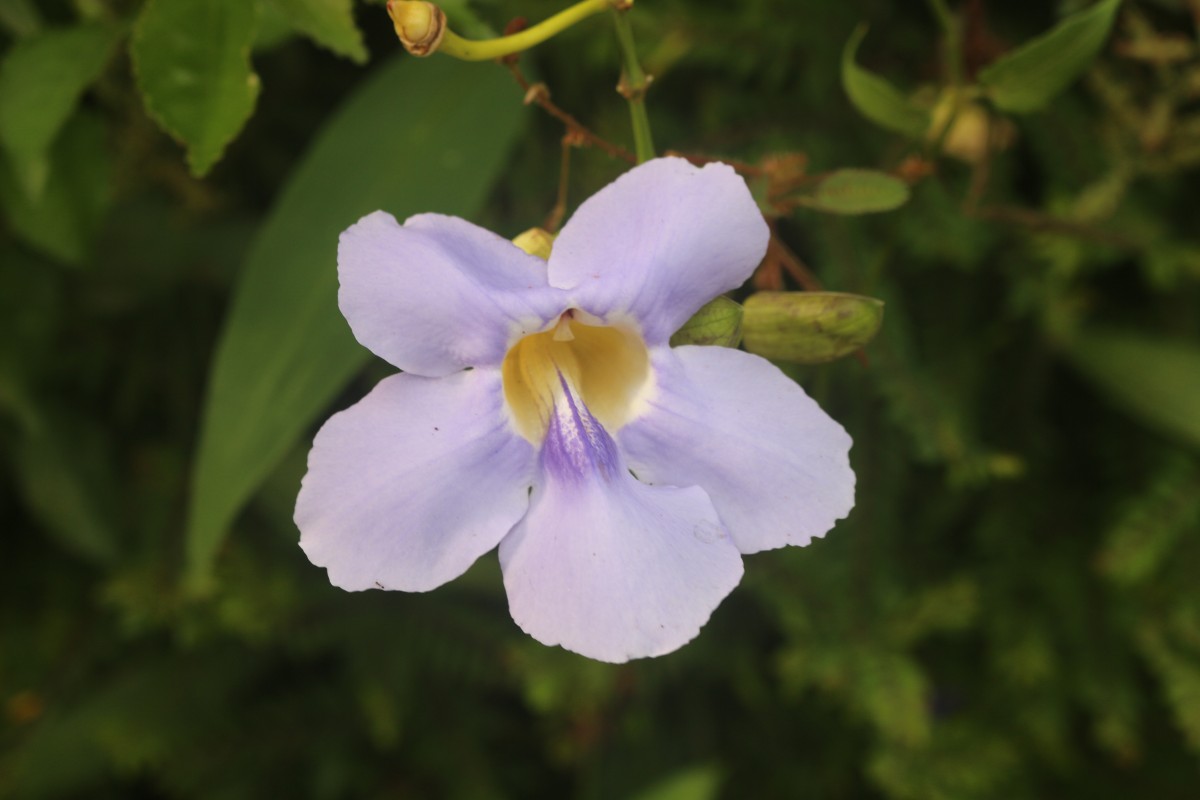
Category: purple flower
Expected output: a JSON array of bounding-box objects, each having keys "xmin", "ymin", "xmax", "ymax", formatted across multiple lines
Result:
[{"xmin": 295, "ymin": 157, "xmax": 855, "ymax": 662}]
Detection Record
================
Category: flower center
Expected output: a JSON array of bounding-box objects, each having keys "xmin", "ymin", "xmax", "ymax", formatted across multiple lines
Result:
[{"xmin": 501, "ymin": 312, "xmax": 651, "ymax": 445}]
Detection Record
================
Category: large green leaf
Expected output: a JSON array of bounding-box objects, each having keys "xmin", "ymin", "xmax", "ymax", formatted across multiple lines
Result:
[
  {"xmin": 0, "ymin": 111, "xmax": 112, "ymax": 265},
  {"xmin": 131, "ymin": 0, "xmax": 261, "ymax": 176},
  {"xmin": 266, "ymin": 0, "xmax": 367, "ymax": 63},
  {"xmin": 186, "ymin": 57, "xmax": 526, "ymax": 591},
  {"xmin": 0, "ymin": 22, "xmax": 119, "ymax": 198},
  {"xmin": 978, "ymin": 0, "xmax": 1121, "ymax": 113},
  {"xmin": 841, "ymin": 25, "xmax": 929, "ymax": 139},
  {"xmin": 1066, "ymin": 329, "xmax": 1200, "ymax": 450}
]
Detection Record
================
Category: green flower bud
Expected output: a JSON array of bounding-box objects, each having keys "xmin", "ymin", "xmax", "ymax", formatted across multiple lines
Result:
[
  {"xmin": 670, "ymin": 297, "xmax": 744, "ymax": 348},
  {"xmin": 742, "ymin": 291, "xmax": 884, "ymax": 364}
]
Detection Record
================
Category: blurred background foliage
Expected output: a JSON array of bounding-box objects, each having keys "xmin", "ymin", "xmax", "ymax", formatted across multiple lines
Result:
[{"xmin": 2, "ymin": 0, "xmax": 1200, "ymax": 797}]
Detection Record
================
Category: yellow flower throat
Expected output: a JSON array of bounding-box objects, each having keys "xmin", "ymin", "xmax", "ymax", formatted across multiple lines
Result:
[{"xmin": 501, "ymin": 312, "xmax": 651, "ymax": 445}]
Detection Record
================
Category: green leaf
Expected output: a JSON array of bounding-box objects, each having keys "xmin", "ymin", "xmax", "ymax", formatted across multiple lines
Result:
[
  {"xmin": 631, "ymin": 766, "xmax": 721, "ymax": 800},
  {"xmin": 185, "ymin": 56, "xmax": 526, "ymax": 591},
  {"xmin": 670, "ymin": 297, "xmax": 743, "ymax": 348},
  {"xmin": 841, "ymin": 25, "xmax": 930, "ymax": 139},
  {"xmin": 742, "ymin": 291, "xmax": 885, "ymax": 364},
  {"xmin": 1065, "ymin": 329, "xmax": 1200, "ymax": 450},
  {"xmin": 265, "ymin": 0, "xmax": 367, "ymax": 63},
  {"xmin": 131, "ymin": 0, "xmax": 261, "ymax": 176},
  {"xmin": 0, "ymin": 0, "xmax": 43, "ymax": 38},
  {"xmin": 978, "ymin": 0, "xmax": 1121, "ymax": 113},
  {"xmin": 797, "ymin": 168, "xmax": 910, "ymax": 215},
  {"xmin": 0, "ymin": 111, "xmax": 112, "ymax": 265},
  {"xmin": 9, "ymin": 412, "xmax": 119, "ymax": 565},
  {"xmin": 0, "ymin": 22, "xmax": 120, "ymax": 198}
]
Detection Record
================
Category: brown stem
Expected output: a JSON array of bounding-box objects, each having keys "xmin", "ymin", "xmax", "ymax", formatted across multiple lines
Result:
[
  {"xmin": 504, "ymin": 61, "xmax": 636, "ymax": 164},
  {"xmin": 544, "ymin": 135, "xmax": 575, "ymax": 233},
  {"xmin": 968, "ymin": 205, "xmax": 1139, "ymax": 249}
]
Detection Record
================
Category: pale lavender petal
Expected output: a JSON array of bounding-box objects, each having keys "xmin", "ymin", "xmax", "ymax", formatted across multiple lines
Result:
[
  {"xmin": 618, "ymin": 346, "xmax": 855, "ymax": 554},
  {"xmin": 499, "ymin": 383, "xmax": 743, "ymax": 662},
  {"xmin": 296, "ymin": 368, "xmax": 535, "ymax": 591},
  {"xmin": 338, "ymin": 212, "xmax": 567, "ymax": 377},
  {"xmin": 547, "ymin": 157, "xmax": 769, "ymax": 344}
]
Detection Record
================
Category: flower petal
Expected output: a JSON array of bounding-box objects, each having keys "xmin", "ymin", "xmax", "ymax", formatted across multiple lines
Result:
[
  {"xmin": 548, "ymin": 157, "xmax": 769, "ymax": 344},
  {"xmin": 499, "ymin": 386, "xmax": 743, "ymax": 662},
  {"xmin": 618, "ymin": 346, "xmax": 855, "ymax": 554},
  {"xmin": 338, "ymin": 212, "xmax": 566, "ymax": 377},
  {"xmin": 296, "ymin": 368, "xmax": 535, "ymax": 591}
]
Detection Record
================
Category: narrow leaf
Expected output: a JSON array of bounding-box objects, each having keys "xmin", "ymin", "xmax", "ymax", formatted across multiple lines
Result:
[
  {"xmin": 798, "ymin": 168, "xmax": 910, "ymax": 215},
  {"xmin": 185, "ymin": 57, "xmax": 526, "ymax": 591},
  {"xmin": 978, "ymin": 0, "xmax": 1121, "ymax": 113},
  {"xmin": 131, "ymin": 0, "xmax": 261, "ymax": 176},
  {"xmin": 841, "ymin": 25, "xmax": 930, "ymax": 139},
  {"xmin": 0, "ymin": 22, "xmax": 119, "ymax": 198},
  {"xmin": 265, "ymin": 0, "xmax": 367, "ymax": 63},
  {"xmin": 1065, "ymin": 329, "xmax": 1200, "ymax": 450}
]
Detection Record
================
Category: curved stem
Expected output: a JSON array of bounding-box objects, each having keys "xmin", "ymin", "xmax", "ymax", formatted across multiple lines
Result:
[{"xmin": 438, "ymin": 0, "xmax": 609, "ymax": 61}]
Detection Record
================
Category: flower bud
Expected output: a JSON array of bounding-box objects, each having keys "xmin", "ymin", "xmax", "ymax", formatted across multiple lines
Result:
[
  {"xmin": 386, "ymin": 0, "xmax": 446, "ymax": 57},
  {"xmin": 928, "ymin": 91, "xmax": 1015, "ymax": 164},
  {"xmin": 670, "ymin": 296, "xmax": 743, "ymax": 348},
  {"xmin": 512, "ymin": 227, "xmax": 556, "ymax": 260},
  {"xmin": 742, "ymin": 291, "xmax": 884, "ymax": 364}
]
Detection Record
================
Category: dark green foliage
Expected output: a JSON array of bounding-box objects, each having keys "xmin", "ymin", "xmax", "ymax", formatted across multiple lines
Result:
[{"xmin": 2, "ymin": 1, "xmax": 1200, "ymax": 798}]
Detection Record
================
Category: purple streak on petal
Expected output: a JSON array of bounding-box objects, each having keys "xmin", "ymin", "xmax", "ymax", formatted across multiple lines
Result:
[
  {"xmin": 540, "ymin": 371, "xmax": 621, "ymax": 485},
  {"xmin": 500, "ymin": 434, "xmax": 744, "ymax": 662}
]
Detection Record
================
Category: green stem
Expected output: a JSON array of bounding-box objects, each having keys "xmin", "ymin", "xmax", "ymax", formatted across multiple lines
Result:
[
  {"xmin": 925, "ymin": 0, "xmax": 963, "ymax": 87},
  {"xmin": 609, "ymin": 6, "xmax": 655, "ymax": 162},
  {"xmin": 438, "ymin": 0, "xmax": 609, "ymax": 61}
]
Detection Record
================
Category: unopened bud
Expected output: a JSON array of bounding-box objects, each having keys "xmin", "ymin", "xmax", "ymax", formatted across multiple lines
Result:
[
  {"xmin": 929, "ymin": 91, "xmax": 1015, "ymax": 164},
  {"xmin": 386, "ymin": 0, "xmax": 446, "ymax": 57},
  {"xmin": 670, "ymin": 297, "xmax": 744, "ymax": 348},
  {"xmin": 512, "ymin": 227, "xmax": 556, "ymax": 260},
  {"xmin": 742, "ymin": 291, "xmax": 884, "ymax": 364}
]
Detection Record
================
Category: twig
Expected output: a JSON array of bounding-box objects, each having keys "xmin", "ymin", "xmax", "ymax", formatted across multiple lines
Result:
[{"xmin": 504, "ymin": 61, "xmax": 636, "ymax": 164}]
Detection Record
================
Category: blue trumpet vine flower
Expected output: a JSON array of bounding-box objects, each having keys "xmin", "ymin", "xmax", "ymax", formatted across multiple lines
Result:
[{"xmin": 295, "ymin": 157, "xmax": 855, "ymax": 662}]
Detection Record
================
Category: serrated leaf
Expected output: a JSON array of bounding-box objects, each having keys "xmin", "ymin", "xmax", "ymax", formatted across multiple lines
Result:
[
  {"xmin": 841, "ymin": 25, "xmax": 930, "ymax": 138},
  {"xmin": 798, "ymin": 168, "xmax": 910, "ymax": 215},
  {"xmin": 743, "ymin": 291, "xmax": 885, "ymax": 364},
  {"xmin": 670, "ymin": 296, "xmax": 743, "ymax": 348},
  {"xmin": 1065, "ymin": 329, "xmax": 1200, "ymax": 450},
  {"xmin": 266, "ymin": 0, "xmax": 366, "ymax": 63},
  {"xmin": 131, "ymin": 0, "xmax": 261, "ymax": 176},
  {"xmin": 0, "ymin": 22, "xmax": 119, "ymax": 198},
  {"xmin": 0, "ymin": 111, "xmax": 112, "ymax": 265},
  {"xmin": 185, "ymin": 57, "xmax": 526, "ymax": 591},
  {"xmin": 978, "ymin": 0, "xmax": 1120, "ymax": 113}
]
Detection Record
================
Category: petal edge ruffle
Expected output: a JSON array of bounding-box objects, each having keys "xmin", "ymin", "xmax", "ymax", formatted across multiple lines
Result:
[
  {"xmin": 618, "ymin": 345, "xmax": 855, "ymax": 554},
  {"xmin": 296, "ymin": 368, "xmax": 536, "ymax": 592}
]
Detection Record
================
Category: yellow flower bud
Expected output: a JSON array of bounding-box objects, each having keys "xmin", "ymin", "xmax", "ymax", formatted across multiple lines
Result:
[
  {"xmin": 386, "ymin": 0, "xmax": 446, "ymax": 57},
  {"xmin": 511, "ymin": 228, "xmax": 556, "ymax": 260},
  {"xmin": 928, "ymin": 91, "xmax": 1016, "ymax": 165}
]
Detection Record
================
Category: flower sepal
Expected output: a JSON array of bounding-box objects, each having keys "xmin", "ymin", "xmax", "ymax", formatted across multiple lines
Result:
[{"xmin": 669, "ymin": 296, "xmax": 743, "ymax": 348}]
